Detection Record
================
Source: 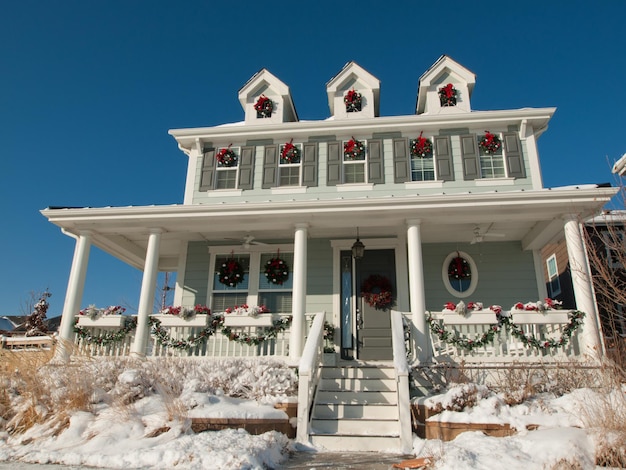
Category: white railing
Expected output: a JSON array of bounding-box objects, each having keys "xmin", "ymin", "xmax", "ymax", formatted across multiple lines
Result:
[
  {"xmin": 296, "ymin": 311, "xmax": 325, "ymax": 445},
  {"xmin": 1, "ymin": 335, "xmax": 54, "ymax": 350},
  {"xmin": 426, "ymin": 309, "xmax": 583, "ymax": 363},
  {"xmin": 390, "ymin": 310, "xmax": 413, "ymax": 454}
]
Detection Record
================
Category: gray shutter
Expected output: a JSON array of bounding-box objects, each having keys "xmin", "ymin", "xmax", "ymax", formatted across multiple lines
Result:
[
  {"xmin": 393, "ymin": 138, "xmax": 410, "ymax": 183},
  {"xmin": 367, "ymin": 139, "xmax": 384, "ymax": 184},
  {"xmin": 262, "ymin": 145, "xmax": 278, "ymax": 189},
  {"xmin": 327, "ymin": 141, "xmax": 342, "ymax": 186},
  {"xmin": 199, "ymin": 149, "xmax": 215, "ymax": 191},
  {"xmin": 503, "ymin": 132, "xmax": 526, "ymax": 178},
  {"xmin": 434, "ymin": 136, "xmax": 454, "ymax": 181},
  {"xmin": 238, "ymin": 146, "xmax": 255, "ymax": 190},
  {"xmin": 302, "ymin": 142, "xmax": 318, "ymax": 187},
  {"xmin": 460, "ymin": 134, "xmax": 480, "ymax": 180}
]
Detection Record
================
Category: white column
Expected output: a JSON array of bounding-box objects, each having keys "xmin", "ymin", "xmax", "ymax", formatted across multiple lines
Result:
[
  {"xmin": 56, "ymin": 230, "xmax": 92, "ymax": 361},
  {"xmin": 407, "ymin": 219, "xmax": 430, "ymax": 362},
  {"xmin": 563, "ymin": 215, "xmax": 602, "ymax": 357},
  {"xmin": 290, "ymin": 223, "xmax": 308, "ymax": 361},
  {"xmin": 131, "ymin": 229, "xmax": 162, "ymax": 357}
]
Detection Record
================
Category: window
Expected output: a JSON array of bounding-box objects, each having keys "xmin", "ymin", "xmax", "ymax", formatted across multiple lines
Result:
[
  {"xmin": 603, "ymin": 230, "xmax": 625, "ymax": 269},
  {"xmin": 215, "ymin": 146, "xmax": 240, "ymax": 190},
  {"xmin": 209, "ymin": 250, "xmax": 293, "ymax": 314},
  {"xmin": 546, "ymin": 254, "xmax": 561, "ymax": 297},
  {"xmin": 442, "ymin": 251, "xmax": 478, "ymax": 298},
  {"xmin": 343, "ymin": 138, "xmax": 367, "ymax": 184},
  {"xmin": 279, "ymin": 143, "xmax": 302, "ymax": 187},
  {"xmin": 410, "ymin": 138, "xmax": 436, "ymax": 182},
  {"xmin": 478, "ymin": 140, "xmax": 506, "ymax": 179}
]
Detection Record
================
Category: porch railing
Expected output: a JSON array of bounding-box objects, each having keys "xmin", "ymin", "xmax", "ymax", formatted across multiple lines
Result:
[{"xmin": 422, "ymin": 309, "xmax": 583, "ymax": 363}]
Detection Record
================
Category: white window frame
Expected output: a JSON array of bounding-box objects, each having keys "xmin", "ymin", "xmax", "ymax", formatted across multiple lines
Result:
[
  {"xmin": 441, "ymin": 251, "xmax": 478, "ymax": 298},
  {"xmin": 478, "ymin": 133, "xmax": 507, "ymax": 179},
  {"xmin": 214, "ymin": 146, "xmax": 241, "ymax": 190},
  {"xmin": 278, "ymin": 142, "xmax": 303, "ymax": 187},
  {"xmin": 207, "ymin": 245, "xmax": 294, "ymax": 313},
  {"xmin": 546, "ymin": 254, "xmax": 561, "ymax": 297},
  {"xmin": 341, "ymin": 138, "xmax": 368, "ymax": 184},
  {"xmin": 410, "ymin": 135, "xmax": 436, "ymax": 182}
]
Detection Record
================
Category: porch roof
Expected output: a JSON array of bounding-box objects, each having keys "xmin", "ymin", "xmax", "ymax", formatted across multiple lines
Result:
[{"xmin": 41, "ymin": 185, "xmax": 618, "ymax": 271}]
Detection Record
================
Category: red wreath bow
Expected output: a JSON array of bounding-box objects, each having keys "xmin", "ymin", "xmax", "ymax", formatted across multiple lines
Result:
[{"xmin": 443, "ymin": 83, "xmax": 454, "ymax": 98}]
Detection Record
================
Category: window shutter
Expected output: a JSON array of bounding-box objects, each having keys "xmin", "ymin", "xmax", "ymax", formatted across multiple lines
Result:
[
  {"xmin": 327, "ymin": 141, "xmax": 342, "ymax": 186},
  {"xmin": 460, "ymin": 134, "xmax": 480, "ymax": 180},
  {"xmin": 367, "ymin": 139, "xmax": 384, "ymax": 184},
  {"xmin": 434, "ymin": 136, "xmax": 454, "ymax": 181},
  {"xmin": 238, "ymin": 146, "xmax": 255, "ymax": 190},
  {"xmin": 262, "ymin": 145, "xmax": 278, "ymax": 188},
  {"xmin": 503, "ymin": 132, "xmax": 526, "ymax": 178},
  {"xmin": 199, "ymin": 148, "xmax": 215, "ymax": 191},
  {"xmin": 393, "ymin": 138, "xmax": 410, "ymax": 183},
  {"xmin": 302, "ymin": 142, "xmax": 318, "ymax": 187}
]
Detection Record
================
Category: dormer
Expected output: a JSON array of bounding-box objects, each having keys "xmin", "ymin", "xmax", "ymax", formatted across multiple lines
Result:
[
  {"xmin": 238, "ymin": 69, "xmax": 298, "ymax": 125},
  {"xmin": 416, "ymin": 55, "xmax": 475, "ymax": 115},
  {"xmin": 326, "ymin": 62, "xmax": 380, "ymax": 120}
]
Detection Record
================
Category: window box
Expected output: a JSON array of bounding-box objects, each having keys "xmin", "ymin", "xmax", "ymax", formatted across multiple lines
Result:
[
  {"xmin": 150, "ymin": 314, "xmax": 210, "ymax": 327},
  {"xmin": 76, "ymin": 315, "xmax": 127, "ymax": 327},
  {"xmin": 223, "ymin": 314, "xmax": 275, "ymax": 327}
]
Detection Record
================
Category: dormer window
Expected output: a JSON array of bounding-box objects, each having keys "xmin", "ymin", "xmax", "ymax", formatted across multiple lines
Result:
[
  {"xmin": 438, "ymin": 83, "xmax": 458, "ymax": 107},
  {"xmin": 254, "ymin": 94, "xmax": 273, "ymax": 118},
  {"xmin": 344, "ymin": 89, "xmax": 362, "ymax": 113}
]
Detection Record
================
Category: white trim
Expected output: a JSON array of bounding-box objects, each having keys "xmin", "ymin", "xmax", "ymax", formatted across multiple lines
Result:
[
  {"xmin": 404, "ymin": 181, "xmax": 444, "ymax": 190},
  {"xmin": 208, "ymin": 189, "xmax": 243, "ymax": 197},
  {"xmin": 475, "ymin": 178, "xmax": 515, "ymax": 186},
  {"xmin": 271, "ymin": 187, "xmax": 307, "ymax": 195},
  {"xmin": 441, "ymin": 251, "xmax": 478, "ymax": 298},
  {"xmin": 336, "ymin": 183, "xmax": 374, "ymax": 191}
]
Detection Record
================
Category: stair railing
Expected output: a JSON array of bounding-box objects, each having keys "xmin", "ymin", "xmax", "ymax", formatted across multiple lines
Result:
[
  {"xmin": 390, "ymin": 309, "xmax": 414, "ymax": 454},
  {"xmin": 296, "ymin": 311, "xmax": 325, "ymax": 444}
]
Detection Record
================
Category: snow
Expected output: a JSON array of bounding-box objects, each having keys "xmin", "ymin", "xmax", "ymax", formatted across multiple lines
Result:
[{"xmin": 0, "ymin": 357, "xmax": 623, "ymax": 469}]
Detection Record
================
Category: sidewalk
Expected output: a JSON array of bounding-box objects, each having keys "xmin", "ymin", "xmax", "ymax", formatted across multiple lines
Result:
[{"xmin": 280, "ymin": 451, "xmax": 414, "ymax": 469}]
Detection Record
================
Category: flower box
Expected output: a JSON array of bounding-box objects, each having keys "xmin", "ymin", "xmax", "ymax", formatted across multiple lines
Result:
[
  {"xmin": 76, "ymin": 315, "xmax": 126, "ymax": 327},
  {"xmin": 223, "ymin": 315, "xmax": 275, "ymax": 327},
  {"xmin": 150, "ymin": 314, "xmax": 209, "ymax": 327}
]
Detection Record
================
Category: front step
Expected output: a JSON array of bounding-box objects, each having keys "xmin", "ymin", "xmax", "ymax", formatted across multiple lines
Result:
[{"xmin": 308, "ymin": 364, "xmax": 404, "ymax": 452}]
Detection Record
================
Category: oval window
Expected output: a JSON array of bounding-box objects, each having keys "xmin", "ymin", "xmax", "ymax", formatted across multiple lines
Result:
[{"xmin": 442, "ymin": 251, "xmax": 478, "ymax": 298}]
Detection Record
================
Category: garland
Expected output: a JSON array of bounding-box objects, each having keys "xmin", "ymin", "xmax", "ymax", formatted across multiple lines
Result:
[
  {"xmin": 264, "ymin": 256, "xmax": 289, "ymax": 285},
  {"xmin": 150, "ymin": 315, "xmax": 224, "ymax": 350},
  {"xmin": 438, "ymin": 83, "xmax": 457, "ymax": 106},
  {"xmin": 478, "ymin": 131, "xmax": 502, "ymax": 154},
  {"xmin": 344, "ymin": 89, "xmax": 362, "ymax": 112},
  {"xmin": 344, "ymin": 137, "xmax": 365, "ymax": 160},
  {"xmin": 426, "ymin": 310, "xmax": 585, "ymax": 352},
  {"xmin": 215, "ymin": 144, "xmax": 237, "ymax": 167},
  {"xmin": 410, "ymin": 132, "xmax": 433, "ymax": 158},
  {"xmin": 281, "ymin": 139, "xmax": 301, "ymax": 164},
  {"xmin": 219, "ymin": 256, "xmax": 245, "ymax": 287},
  {"xmin": 254, "ymin": 94, "xmax": 273, "ymax": 117},
  {"xmin": 448, "ymin": 254, "xmax": 471, "ymax": 280},
  {"xmin": 220, "ymin": 316, "xmax": 292, "ymax": 346},
  {"xmin": 74, "ymin": 316, "xmax": 138, "ymax": 346},
  {"xmin": 361, "ymin": 274, "xmax": 394, "ymax": 310}
]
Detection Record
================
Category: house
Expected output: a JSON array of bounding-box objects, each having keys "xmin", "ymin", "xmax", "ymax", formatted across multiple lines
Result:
[{"xmin": 42, "ymin": 55, "xmax": 617, "ymax": 365}]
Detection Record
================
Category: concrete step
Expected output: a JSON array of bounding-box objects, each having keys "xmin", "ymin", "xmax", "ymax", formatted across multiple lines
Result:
[
  {"xmin": 316, "ymin": 390, "xmax": 397, "ymax": 405},
  {"xmin": 321, "ymin": 366, "xmax": 395, "ymax": 380},
  {"xmin": 319, "ymin": 377, "xmax": 397, "ymax": 392},
  {"xmin": 311, "ymin": 418, "xmax": 399, "ymax": 435},
  {"xmin": 313, "ymin": 403, "xmax": 398, "ymax": 420},
  {"xmin": 310, "ymin": 434, "xmax": 403, "ymax": 452}
]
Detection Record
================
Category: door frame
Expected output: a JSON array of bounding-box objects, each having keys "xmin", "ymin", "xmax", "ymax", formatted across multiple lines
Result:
[{"xmin": 331, "ymin": 237, "xmax": 410, "ymax": 356}]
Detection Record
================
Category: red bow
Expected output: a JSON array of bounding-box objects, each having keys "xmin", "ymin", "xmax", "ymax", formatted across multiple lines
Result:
[{"xmin": 443, "ymin": 83, "xmax": 454, "ymax": 98}]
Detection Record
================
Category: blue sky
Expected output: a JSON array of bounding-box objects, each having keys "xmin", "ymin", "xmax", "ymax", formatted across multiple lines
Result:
[{"xmin": 2, "ymin": 1, "xmax": 625, "ymax": 317}]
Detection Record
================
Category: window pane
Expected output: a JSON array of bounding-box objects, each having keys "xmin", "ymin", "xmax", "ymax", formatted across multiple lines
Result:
[
  {"xmin": 547, "ymin": 257, "xmax": 558, "ymax": 277},
  {"xmin": 216, "ymin": 169, "xmax": 237, "ymax": 189},
  {"xmin": 279, "ymin": 166, "xmax": 300, "ymax": 186},
  {"xmin": 212, "ymin": 293, "xmax": 249, "ymax": 312},
  {"xmin": 213, "ymin": 255, "xmax": 250, "ymax": 290},
  {"xmin": 344, "ymin": 163, "xmax": 365, "ymax": 183},
  {"xmin": 448, "ymin": 256, "xmax": 472, "ymax": 293},
  {"xmin": 479, "ymin": 151, "xmax": 505, "ymax": 178},
  {"xmin": 411, "ymin": 156, "xmax": 435, "ymax": 181},
  {"xmin": 259, "ymin": 253, "xmax": 294, "ymax": 289},
  {"xmin": 258, "ymin": 292, "xmax": 293, "ymax": 314}
]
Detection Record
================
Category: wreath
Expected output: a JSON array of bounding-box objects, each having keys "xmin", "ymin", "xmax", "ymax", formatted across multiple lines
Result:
[
  {"xmin": 264, "ymin": 256, "xmax": 289, "ymax": 285},
  {"xmin": 361, "ymin": 274, "xmax": 394, "ymax": 310},
  {"xmin": 215, "ymin": 144, "xmax": 237, "ymax": 167},
  {"xmin": 410, "ymin": 132, "xmax": 433, "ymax": 158},
  {"xmin": 219, "ymin": 257, "xmax": 245, "ymax": 287},
  {"xmin": 344, "ymin": 89, "xmax": 362, "ymax": 112},
  {"xmin": 448, "ymin": 255, "xmax": 471, "ymax": 280},
  {"xmin": 254, "ymin": 94, "xmax": 273, "ymax": 118},
  {"xmin": 438, "ymin": 83, "xmax": 457, "ymax": 106},
  {"xmin": 478, "ymin": 131, "xmax": 502, "ymax": 154},
  {"xmin": 344, "ymin": 137, "xmax": 365, "ymax": 160},
  {"xmin": 281, "ymin": 139, "xmax": 301, "ymax": 164}
]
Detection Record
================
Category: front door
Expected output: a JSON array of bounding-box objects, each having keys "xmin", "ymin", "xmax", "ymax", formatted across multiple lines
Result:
[{"xmin": 339, "ymin": 248, "xmax": 396, "ymax": 361}]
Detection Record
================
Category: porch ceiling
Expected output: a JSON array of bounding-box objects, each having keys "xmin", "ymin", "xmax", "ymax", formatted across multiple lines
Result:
[{"xmin": 41, "ymin": 186, "xmax": 618, "ymax": 271}]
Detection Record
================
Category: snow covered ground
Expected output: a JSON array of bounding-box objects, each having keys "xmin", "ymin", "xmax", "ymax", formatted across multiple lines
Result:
[{"xmin": 0, "ymin": 356, "xmax": 624, "ymax": 469}]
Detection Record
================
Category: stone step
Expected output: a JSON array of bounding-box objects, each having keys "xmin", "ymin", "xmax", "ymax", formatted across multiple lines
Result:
[
  {"xmin": 311, "ymin": 417, "xmax": 399, "ymax": 435},
  {"xmin": 319, "ymin": 377, "xmax": 397, "ymax": 392},
  {"xmin": 321, "ymin": 366, "xmax": 395, "ymax": 380},
  {"xmin": 310, "ymin": 434, "xmax": 403, "ymax": 452},
  {"xmin": 313, "ymin": 403, "xmax": 398, "ymax": 420},
  {"xmin": 316, "ymin": 390, "xmax": 397, "ymax": 405}
]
